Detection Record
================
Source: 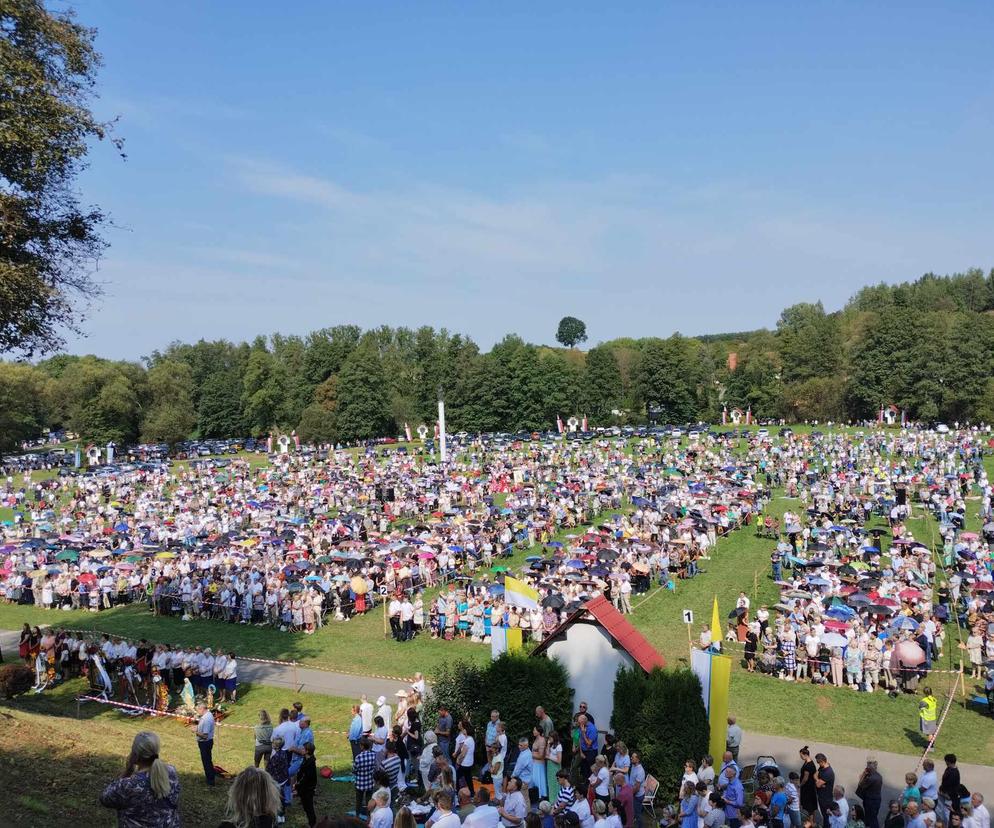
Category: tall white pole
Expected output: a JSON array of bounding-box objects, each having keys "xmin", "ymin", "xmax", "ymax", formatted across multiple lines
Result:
[{"xmin": 438, "ymin": 398, "xmax": 447, "ymax": 463}]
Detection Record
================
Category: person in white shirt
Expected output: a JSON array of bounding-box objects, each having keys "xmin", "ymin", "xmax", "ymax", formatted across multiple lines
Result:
[
  {"xmin": 369, "ymin": 790, "xmax": 394, "ymax": 828},
  {"xmin": 411, "ymin": 673, "xmax": 426, "ymax": 697},
  {"xmin": 455, "ymin": 721, "xmax": 477, "ymax": 791},
  {"xmin": 432, "ymin": 791, "xmax": 462, "ymax": 828},
  {"xmin": 212, "ymin": 652, "xmax": 228, "ymax": 686},
  {"xmin": 571, "ymin": 786, "xmax": 595, "ymax": 828},
  {"xmin": 376, "ymin": 695, "xmax": 392, "ymax": 728},
  {"xmin": 272, "ymin": 709, "xmax": 300, "ymax": 754},
  {"xmin": 971, "ymin": 794, "xmax": 990, "ymax": 828},
  {"xmin": 833, "ymin": 787, "xmax": 849, "ymax": 825},
  {"xmin": 464, "ymin": 789, "xmax": 501, "ymax": 828},
  {"xmin": 499, "ymin": 776, "xmax": 528, "ymax": 827},
  {"xmin": 359, "ymin": 695, "xmax": 374, "ymax": 733}
]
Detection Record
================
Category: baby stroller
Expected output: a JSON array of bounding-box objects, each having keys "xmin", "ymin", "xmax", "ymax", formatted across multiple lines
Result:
[{"xmin": 742, "ymin": 755, "xmax": 781, "ymax": 799}]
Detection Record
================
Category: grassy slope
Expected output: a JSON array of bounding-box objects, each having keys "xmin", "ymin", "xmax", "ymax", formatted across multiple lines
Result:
[{"xmin": 0, "ymin": 679, "xmax": 355, "ymax": 827}]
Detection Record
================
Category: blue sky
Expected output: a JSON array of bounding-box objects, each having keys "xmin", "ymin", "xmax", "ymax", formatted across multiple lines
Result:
[{"xmin": 70, "ymin": 1, "xmax": 994, "ymax": 358}]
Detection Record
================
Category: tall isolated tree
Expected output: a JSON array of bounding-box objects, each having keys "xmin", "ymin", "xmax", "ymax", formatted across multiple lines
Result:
[
  {"xmin": 555, "ymin": 316, "xmax": 588, "ymax": 348},
  {"xmin": 1, "ymin": 0, "xmax": 123, "ymax": 354}
]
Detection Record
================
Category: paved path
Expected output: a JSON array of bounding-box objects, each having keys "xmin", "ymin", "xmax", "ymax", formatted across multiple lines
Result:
[
  {"xmin": 740, "ymin": 730, "xmax": 994, "ymax": 804},
  {"xmin": 4, "ymin": 628, "xmax": 991, "ymax": 797}
]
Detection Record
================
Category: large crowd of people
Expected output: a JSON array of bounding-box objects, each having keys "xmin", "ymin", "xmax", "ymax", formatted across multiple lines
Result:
[
  {"xmin": 691, "ymin": 431, "xmax": 994, "ymax": 708},
  {"xmin": 4, "ymin": 426, "xmax": 993, "ymax": 827},
  {"xmin": 2, "ymin": 434, "xmax": 767, "ymax": 648},
  {"xmin": 90, "ymin": 690, "xmax": 990, "ymax": 828}
]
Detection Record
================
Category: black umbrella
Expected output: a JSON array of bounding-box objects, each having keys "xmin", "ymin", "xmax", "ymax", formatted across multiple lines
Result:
[
  {"xmin": 868, "ymin": 604, "xmax": 897, "ymax": 616},
  {"xmin": 542, "ymin": 594, "xmax": 565, "ymax": 609}
]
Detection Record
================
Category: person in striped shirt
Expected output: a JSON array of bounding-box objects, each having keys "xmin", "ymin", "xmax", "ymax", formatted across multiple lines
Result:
[
  {"xmin": 554, "ymin": 768, "xmax": 577, "ymax": 814},
  {"xmin": 382, "ymin": 740, "xmax": 404, "ymax": 798}
]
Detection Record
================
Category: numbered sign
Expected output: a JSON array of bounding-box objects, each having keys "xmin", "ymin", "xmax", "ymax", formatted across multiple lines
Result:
[{"xmin": 682, "ymin": 609, "xmax": 694, "ymax": 624}]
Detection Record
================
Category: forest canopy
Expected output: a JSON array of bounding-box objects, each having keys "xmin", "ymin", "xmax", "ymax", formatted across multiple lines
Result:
[{"xmin": 3, "ymin": 268, "xmax": 994, "ymax": 448}]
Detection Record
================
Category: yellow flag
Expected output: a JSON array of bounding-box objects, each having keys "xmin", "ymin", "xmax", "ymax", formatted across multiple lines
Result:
[{"xmin": 711, "ymin": 595, "xmax": 721, "ymax": 638}]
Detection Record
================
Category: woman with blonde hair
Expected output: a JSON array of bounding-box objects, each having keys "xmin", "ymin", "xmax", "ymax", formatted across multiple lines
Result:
[
  {"xmin": 100, "ymin": 730, "xmax": 181, "ymax": 826},
  {"xmin": 218, "ymin": 766, "xmax": 281, "ymax": 828},
  {"xmin": 394, "ymin": 807, "xmax": 417, "ymax": 828}
]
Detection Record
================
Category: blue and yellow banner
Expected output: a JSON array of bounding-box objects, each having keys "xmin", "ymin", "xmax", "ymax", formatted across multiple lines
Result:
[{"xmin": 691, "ymin": 648, "xmax": 732, "ymax": 762}]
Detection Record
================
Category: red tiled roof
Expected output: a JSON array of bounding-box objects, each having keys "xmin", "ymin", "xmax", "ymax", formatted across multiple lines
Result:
[
  {"xmin": 582, "ymin": 595, "xmax": 666, "ymax": 672},
  {"xmin": 530, "ymin": 594, "xmax": 666, "ymax": 672}
]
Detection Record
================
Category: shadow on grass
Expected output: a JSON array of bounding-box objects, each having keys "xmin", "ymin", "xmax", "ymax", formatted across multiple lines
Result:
[{"xmin": 902, "ymin": 726, "xmax": 930, "ymax": 751}]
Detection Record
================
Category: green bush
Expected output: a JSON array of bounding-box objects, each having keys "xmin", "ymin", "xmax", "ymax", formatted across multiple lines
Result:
[
  {"xmin": 611, "ymin": 666, "xmax": 709, "ymax": 798},
  {"xmin": 0, "ymin": 664, "xmax": 35, "ymax": 699},
  {"xmin": 425, "ymin": 653, "xmax": 574, "ymax": 766},
  {"xmin": 422, "ymin": 658, "xmax": 486, "ymax": 729},
  {"xmin": 478, "ymin": 653, "xmax": 574, "ymax": 763}
]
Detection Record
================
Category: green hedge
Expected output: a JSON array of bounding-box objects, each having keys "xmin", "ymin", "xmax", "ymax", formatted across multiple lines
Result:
[
  {"xmin": 425, "ymin": 653, "xmax": 574, "ymax": 765},
  {"xmin": 611, "ymin": 666, "xmax": 709, "ymax": 798}
]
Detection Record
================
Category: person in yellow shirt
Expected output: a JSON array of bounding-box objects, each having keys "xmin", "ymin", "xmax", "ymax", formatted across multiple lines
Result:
[{"xmin": 918, "ymin": 686, "xmax": 938, "ymax": 740}]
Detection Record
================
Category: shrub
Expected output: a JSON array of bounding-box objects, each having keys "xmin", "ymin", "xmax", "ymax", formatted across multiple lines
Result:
[
  {"xmin": 0, "ymin": 664, "xmax": 35, "ymax": 699},
  {"xmin": 477, "ymin": 652, "xmax": 574, "ymax": 764},
  {"xmin": 424, "ymin": 653, "xmax": 574, "ymax": 766},
  {"xmin": 422, "ymin": 658, "xmax": 486, "ymax": 729},
  {"xmin": 611, "ymin": 666, "xmax": 709, "ymax": 798}
]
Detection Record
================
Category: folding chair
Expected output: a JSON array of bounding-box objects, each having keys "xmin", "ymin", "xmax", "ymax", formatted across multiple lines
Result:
[{"xmin": 642, "ymin": 774, "xmax": 660, "ymax": 822}]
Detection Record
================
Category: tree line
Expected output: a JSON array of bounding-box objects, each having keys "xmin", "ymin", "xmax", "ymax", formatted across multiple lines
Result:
[{"xmin": 2, "ymin": 268, "xmax": 994, "ymax": 453}]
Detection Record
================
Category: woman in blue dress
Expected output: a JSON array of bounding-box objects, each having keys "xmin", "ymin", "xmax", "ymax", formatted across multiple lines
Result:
[{"xmin": 679, "ymin": 781, "xmax": 700, "ymax": 828}]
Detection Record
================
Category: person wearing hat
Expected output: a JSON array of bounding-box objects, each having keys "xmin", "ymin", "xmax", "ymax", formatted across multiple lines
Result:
[{"xmin": 376, "ymin": 695, "xmax": 392, "ymax": 733}]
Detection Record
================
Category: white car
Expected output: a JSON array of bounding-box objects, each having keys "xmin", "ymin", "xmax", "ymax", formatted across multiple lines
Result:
[
  {"xmin": 935, "ymin": 424, "xmax": 950, "ymax": 433},
  {"xmin": 757, "ymin": 428, "xmax": 769, "ymax": 438}
]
